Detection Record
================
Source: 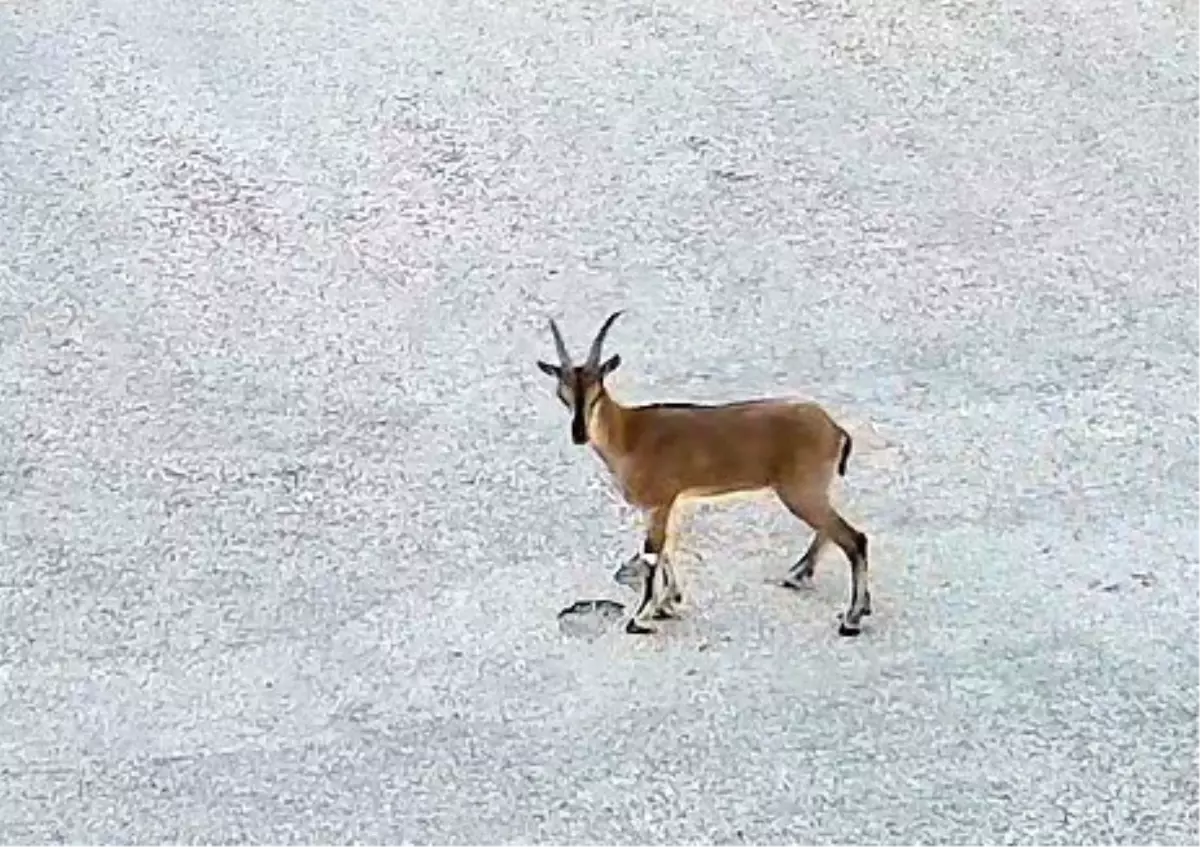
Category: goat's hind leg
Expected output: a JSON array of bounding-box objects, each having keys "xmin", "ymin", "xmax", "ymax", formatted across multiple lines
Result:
[
  {"xmin": 827, "ymin": 512, "xmax": 871, "ymax": 635},
  {"xmin": 776, "ymin": 485, "xmax": 827, "ymax": 589},
  {"xmin": 781, "ymin": 532, "xmax": 826, "ymax": 590},
  {"xmin": 777, "ymin": 487, "xmax": 871, "ymax": 635}
]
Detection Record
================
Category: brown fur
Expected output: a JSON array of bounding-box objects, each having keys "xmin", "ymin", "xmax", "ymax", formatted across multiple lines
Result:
[{"xmin": 589, "ymin": 395, "xmax": 846, "ymax": 508}]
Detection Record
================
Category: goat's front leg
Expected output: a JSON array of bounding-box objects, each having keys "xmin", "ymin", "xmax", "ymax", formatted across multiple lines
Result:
[
  {"xmin": 625, "ymin": 503, "xmax": 674, "ymax": 634},
  {"xmin": 653, "ymin": 557, "xmax": 683, "ymax": 620}
]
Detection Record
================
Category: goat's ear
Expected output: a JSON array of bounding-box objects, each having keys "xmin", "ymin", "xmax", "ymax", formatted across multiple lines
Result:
[
  {"xmin": 600, "ymin": 354, "xmax": 621, "ymax": 377},
  {"xmin": 536, "ymin": 360, "xmax": 561, "ymax": 378}
]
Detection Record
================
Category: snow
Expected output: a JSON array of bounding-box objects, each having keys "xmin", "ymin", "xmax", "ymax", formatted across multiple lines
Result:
[{"xmin": 1, "ymin": 0, "xmax": 1196, "ymax": 842}]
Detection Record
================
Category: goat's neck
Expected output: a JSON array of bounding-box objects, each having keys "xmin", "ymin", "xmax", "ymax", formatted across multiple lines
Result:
[{"xmin": 587, "ymin": 389, "xmax": 629, "ymax": 461}]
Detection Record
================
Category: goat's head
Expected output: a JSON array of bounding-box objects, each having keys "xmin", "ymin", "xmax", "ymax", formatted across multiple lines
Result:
[{"xmin": 536, "ymin": 310, "xmax": 624, "ymax": 445}]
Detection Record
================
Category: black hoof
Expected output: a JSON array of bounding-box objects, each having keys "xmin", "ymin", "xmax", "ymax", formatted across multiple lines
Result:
[
  {"xmin": 625, "ymin": 620, "xmax": 655, "ymax": 635},
  {"xmin": 838, "ymin": 622, "xmax": 862, "ymax": 637},
  {"xmin": 780, "ymin": 576, "xmax": 813, "ymax": 591},
  {"xmin": 652, "ymin": 608, "xmax": 680, "ymax": 621}
]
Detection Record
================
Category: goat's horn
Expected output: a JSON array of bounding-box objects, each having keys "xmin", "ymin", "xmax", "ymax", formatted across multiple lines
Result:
[
  {"xmin": 548, "ymin": 318, "xmax": 572, "ymax": 365},
  {"xmin": 586, "ymin": 310, "xmax": 624, "ymax": 367}
]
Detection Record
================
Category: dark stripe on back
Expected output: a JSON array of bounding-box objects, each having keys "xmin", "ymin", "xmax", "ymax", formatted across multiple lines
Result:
[{"xmin": 638, "ymin": 398, "xmax": 778, "ymax": 412}]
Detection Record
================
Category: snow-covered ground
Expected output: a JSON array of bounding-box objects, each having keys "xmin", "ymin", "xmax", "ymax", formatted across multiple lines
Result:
[{"xmin": 1, "ymin": 0, "xmax": 1196, "ymax": 842}]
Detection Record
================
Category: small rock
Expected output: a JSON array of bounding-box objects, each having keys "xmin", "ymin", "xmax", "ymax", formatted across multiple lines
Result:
[{"xmin": 557, "ymin": 599, "xmax": 626, "ymax": 640}]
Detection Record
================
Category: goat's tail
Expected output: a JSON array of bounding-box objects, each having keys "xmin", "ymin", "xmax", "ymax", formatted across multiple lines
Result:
[{"xmin": 836, "ymin": 427, "xmax": 853, "ymax": 477}]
